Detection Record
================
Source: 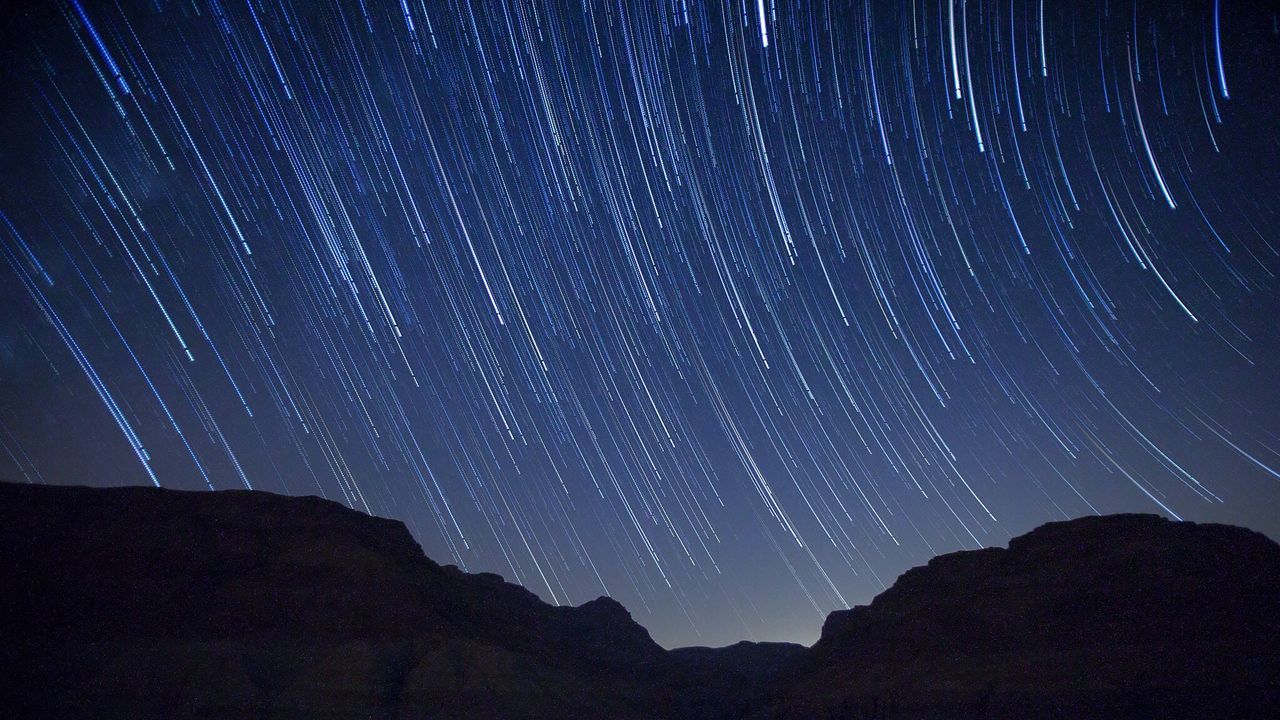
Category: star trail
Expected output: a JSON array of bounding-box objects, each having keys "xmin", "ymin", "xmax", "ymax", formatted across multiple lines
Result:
[{"xmin": 1, "ymin": 0, "xmax": 1279, "ymax": 647}]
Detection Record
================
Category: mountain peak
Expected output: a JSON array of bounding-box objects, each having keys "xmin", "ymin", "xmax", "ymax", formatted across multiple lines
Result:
[
  {"xmin": 578, "ymin": 594, "xmax": 629, "ymax": 614},
  {"xmin": 798, "ymin": 513, "xmax": 1280, "ymax": 718}
]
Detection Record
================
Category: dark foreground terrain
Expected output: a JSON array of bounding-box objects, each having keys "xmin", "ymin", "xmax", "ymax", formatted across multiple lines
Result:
[{"xmin": 2, "ymin": 481, "xmax": 1277, "ymax": 719}]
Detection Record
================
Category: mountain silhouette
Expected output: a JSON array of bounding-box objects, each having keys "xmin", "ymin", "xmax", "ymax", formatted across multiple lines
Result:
[
  {"xmin": 771, "ymin": 513, "xmax": 1280, "ymax": 719},
  {"xmin": 2, "ymin": 481, "xmax": 1276, "ymax": 719}
]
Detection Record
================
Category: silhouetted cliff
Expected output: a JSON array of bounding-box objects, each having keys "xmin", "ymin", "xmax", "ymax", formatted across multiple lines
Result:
[
  {"xmin": 770, "ymin": 514, "xmax": 1280, "ymax": 719},
  {"xmin": 0, "ymin": 482, "xmax": 792, "ymax": 719},
  {"xmin": 3, "ymin": 482, "xmax": 1277, "ymax": 719}
]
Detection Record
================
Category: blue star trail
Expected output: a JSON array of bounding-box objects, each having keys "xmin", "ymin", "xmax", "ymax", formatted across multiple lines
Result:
[{"xmin": 1, "ymin": 0, "xmax": 1278, "ymax": 647}]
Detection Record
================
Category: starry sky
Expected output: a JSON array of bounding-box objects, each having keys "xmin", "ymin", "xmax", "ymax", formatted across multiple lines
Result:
[{"xmin": 2, "ymin": 0, "xmax": 1279, "ymax": 648}]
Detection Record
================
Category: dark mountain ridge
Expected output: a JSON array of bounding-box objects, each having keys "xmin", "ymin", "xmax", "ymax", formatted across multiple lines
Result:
[
  {"xmin": 773, "ymin": 513, "xmax": 1280, "ymax": 718},
  {"xmin": 2, "ymin": 481, "xmax": 1277, "ymax": 719}
]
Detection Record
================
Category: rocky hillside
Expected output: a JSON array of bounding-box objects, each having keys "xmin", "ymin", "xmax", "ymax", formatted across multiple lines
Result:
[
  {"xmin": 770, "ymin": 514, "xmax": 1280, "ymax": 719},
  {"xmin": 2, "ymin": 481, "xmax": 1277, "ymax": 719},
  {"xmin": 0, "ymin": 482, "xmax": 793, "ymax": 719}
]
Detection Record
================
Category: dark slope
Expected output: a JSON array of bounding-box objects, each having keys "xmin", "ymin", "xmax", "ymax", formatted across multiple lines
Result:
[
  {"xmin": 767, "ymin": 514, "xmax": 1280, "ymax": 719},
  {"xmin": 0, "ymin": 482, "xmax": 796, "ymax": 719},
  {"xmin": 3, "ymin": 482, "xmax": 1278, "ymax": 720}
]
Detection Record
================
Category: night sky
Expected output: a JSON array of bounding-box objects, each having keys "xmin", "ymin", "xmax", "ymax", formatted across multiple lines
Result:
[{"xmin": 2, "ymin": 0, "xmax": 1279, "ymax": 648}]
